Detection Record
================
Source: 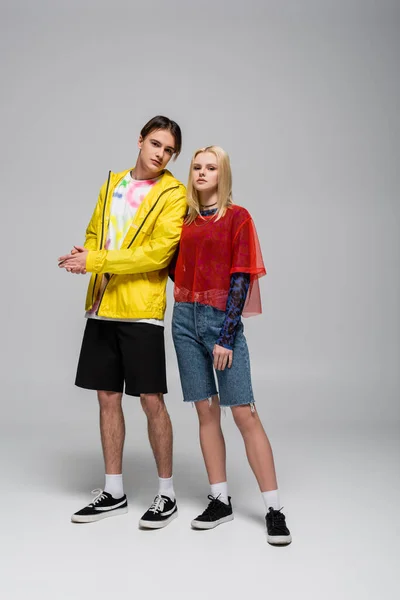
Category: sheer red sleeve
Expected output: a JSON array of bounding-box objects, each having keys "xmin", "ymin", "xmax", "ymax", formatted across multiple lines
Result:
[{"xmin": 231, "ymin": 216, "xmax": 266, "ymax": 317}]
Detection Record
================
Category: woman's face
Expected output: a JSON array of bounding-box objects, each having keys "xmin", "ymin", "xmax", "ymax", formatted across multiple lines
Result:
[{"xmin": 192, "ymin": 152, "xmax": 218, "ymax": 193}]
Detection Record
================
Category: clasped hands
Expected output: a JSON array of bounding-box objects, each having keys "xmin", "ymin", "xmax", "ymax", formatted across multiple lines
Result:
[{"xmin": 58, "ymin": 246, "xmax": 88, "ymax": 274}]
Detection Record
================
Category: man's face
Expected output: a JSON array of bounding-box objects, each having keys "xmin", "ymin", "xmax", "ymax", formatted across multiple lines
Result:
[{"xmin": 138, "ymin": 128, "xmax": 176, "ymax": 175}]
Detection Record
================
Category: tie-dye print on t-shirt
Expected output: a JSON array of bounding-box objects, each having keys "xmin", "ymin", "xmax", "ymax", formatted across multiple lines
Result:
[
  {"xmin": 86, "ymin": 172, "xmax": 162, "ymax": 322},
  {"xmin": 106, "ymin": 172, "xmax": 160, "ymax": 250}
]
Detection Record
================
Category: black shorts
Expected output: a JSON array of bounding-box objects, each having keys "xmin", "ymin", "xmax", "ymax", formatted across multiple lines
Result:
[{"xmin": 75, "ymin": 319, "xmax": 167, "ymax": 397}]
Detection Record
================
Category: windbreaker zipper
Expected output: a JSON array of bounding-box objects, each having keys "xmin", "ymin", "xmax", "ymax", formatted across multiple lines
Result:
[
  {"xmin": 96, "ymin": 184, "xmax": 179, "ymax": 315},
  {"xmin": 91, "ymin": 170, "xmax": 112, "ymax": 308}
]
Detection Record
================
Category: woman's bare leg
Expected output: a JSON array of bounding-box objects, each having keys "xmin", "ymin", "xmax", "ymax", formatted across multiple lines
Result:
[
  {"xmin": 231, "ymin": 404, "xmax": 278, "ymax": 491},
  {"xmin": 195, "ymin": 395, "xmax": 227, "ymax": 484}
]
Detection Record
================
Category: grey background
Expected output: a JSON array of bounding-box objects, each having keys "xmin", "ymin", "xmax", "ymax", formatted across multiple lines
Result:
[{"xmin": 1, "ymin": 1, "xmax": 399, "ymax": 599}]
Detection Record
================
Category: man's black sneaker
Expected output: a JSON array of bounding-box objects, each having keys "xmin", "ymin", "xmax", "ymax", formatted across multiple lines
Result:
[
  {"xmin": 71, "ymin": 489, "xmax": 128, "ymax": 523},
  {"xmin": 191, "ymin": 495, "xmax": 234, "ymax": 530},
  {"xmin": 265, "ymin": 507, "xmax": 292, "ymax": 545},
  {"xmin": 139, "ymin": 494, "xmax": 178, "ymax": 529}
]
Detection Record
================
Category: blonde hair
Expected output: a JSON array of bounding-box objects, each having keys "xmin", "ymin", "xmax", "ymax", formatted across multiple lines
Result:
[{"xmin": 185, "ymin": 146, "xmax": 233, "ymax": 224}]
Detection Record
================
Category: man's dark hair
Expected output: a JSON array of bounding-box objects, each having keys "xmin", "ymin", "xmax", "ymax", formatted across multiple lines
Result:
[{"xmin": 140, "ymin": 115, "xmax": 182, "ymax": 159}]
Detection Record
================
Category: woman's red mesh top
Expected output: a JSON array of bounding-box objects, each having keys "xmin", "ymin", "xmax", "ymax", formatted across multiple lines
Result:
[{"xmin": 173, "ymin": 204, "xmax": 266, "ymax": 317}]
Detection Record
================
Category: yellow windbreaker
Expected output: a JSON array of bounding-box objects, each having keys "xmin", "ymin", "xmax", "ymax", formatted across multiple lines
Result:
[{"xmin": 84, "ymin": 168, "xmax": 186, "ymax": 319}]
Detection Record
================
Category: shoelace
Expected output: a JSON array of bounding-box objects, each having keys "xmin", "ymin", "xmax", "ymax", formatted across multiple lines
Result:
[
  {"xmin": 88, "ymin": 489, "xmax": 107, "ymax": 507},
  {"xmin": 149, "ymin": 495, "xmax": 166, "ymax": 514},
  {"xmin": 201, "ymin": 495, "xmax": 226, "ymax": 518},
  {"xmin": 268, "ymin": 508, "xmax": 287, "ymax": 531}
]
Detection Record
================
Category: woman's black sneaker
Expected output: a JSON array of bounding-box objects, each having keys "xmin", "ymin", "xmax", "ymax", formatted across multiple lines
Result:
[
  {"xmin": 139, "ymin": 495, "xmax": 178, "ymax": 529},
  {"xmin": 191, "ymin": 495, "xmax": 234, "ymax": 529},
  {"xmin": 265, "ymin": 507, "xmax": 292, "ymax": 545},
  {"xmin": 71, "ymin": 489, "xmax": 128, "ymax": 523}
]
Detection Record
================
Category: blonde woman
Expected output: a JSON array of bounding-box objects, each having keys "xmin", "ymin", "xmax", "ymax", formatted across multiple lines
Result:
[{"xmin": 171, "ymin": 146, "xmax": 291, "ymax": 544}]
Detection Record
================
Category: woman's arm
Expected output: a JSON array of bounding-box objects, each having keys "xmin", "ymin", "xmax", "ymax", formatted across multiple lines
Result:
[{"xmin": 216, "ymin": 272, "xmax": 250, "ymax": 349}]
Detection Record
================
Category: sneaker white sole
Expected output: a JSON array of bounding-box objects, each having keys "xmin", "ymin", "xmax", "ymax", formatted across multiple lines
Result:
[
  {"xmin": 267, "ymin": 534, "xmax": 292, "ymax": 545},
  {"xmin": 71, "ymin": 506, "xmax": 128, "ymax": 523},
  {"xmin": 191, "ymin": 514, "xmax": 234, "ymax": 530},
  {"xmin": 139, "ymin": 509, "xmax": 178, "ymax": 529}
]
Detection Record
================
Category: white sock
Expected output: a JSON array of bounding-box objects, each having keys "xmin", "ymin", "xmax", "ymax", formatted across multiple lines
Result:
[
  {"xmin": 262, "ymin": 489, "xmax": 280, "ymax": 511},
  {"xmin": 158, "ymin": 476, "xmax": 175, "ymax": 500},
  {"xmin": 210, "ymin": 481, "xmax": 229, "ymax": 505},
  {"xmin": 104, "ymin": 474, "xmax": 124, "ymax": 499}
]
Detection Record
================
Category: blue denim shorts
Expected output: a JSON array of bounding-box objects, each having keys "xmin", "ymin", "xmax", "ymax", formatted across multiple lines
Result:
[{"xmin": 172, "ymin": 302, "xmax": 255, "ymax": 407}]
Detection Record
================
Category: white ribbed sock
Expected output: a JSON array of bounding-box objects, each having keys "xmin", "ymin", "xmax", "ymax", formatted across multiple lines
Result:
[
  {"xmin": 262, "ymin": 489, "xmax": 280, "ymax": 511},
  {"xmin": 104, "ymin": 474, "xmax": 124, "ymax": 499},
  {"xmin": 158, "ymin": 476, "xmax": 175, "ymax": 500},
  {"xmin": 210, "ymin": 481, "xmax": 229, "ymax": 505}
]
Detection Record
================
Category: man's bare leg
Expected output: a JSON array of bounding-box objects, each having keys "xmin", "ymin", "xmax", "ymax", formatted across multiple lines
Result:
[
  {"xmin": 138, "ymin": 393, "xmax": 178, "ymax": 528},
  {"xmin": 98, "ymin": 390, "xmax": 125, "ymax": 474},
  {"xmin": 140, "ymin": 393, "xmax": 172, "ymax": 478},
  {"xmin": 70, "ymin": 390, "xmax": 127, "ymax": 522}
]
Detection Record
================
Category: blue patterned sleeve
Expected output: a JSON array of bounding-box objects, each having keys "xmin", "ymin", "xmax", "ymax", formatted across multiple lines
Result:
[{"xmin": 216, "ymin": 273, "xmax": 250, "ymax": 350}]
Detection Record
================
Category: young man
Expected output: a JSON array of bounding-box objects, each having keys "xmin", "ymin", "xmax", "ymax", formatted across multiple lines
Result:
[{"xmin": 58, "ymin": 116, "xmax": 186, "ymax": 528}]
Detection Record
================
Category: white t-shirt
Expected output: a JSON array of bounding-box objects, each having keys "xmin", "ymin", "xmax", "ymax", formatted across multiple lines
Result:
[{"xmin": 86, "ymin": 171, "xmax": 163, "ymax": 326}]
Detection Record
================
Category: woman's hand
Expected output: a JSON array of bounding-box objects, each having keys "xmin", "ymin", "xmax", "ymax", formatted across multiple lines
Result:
[{"xmin": 213, "ymin": 344, "xmax": 233, "ymax": 371}]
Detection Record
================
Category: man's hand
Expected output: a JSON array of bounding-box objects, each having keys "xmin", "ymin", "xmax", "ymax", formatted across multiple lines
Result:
[
  {"xmin": 58, "ymin": 246, "xmax": 88, "ymax": 274},
  {"xmin": 213, "ymin": 344, "xmax": 233, "ymax": 371}
]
